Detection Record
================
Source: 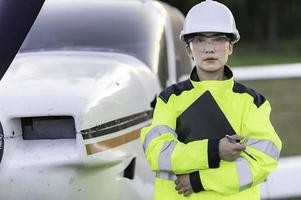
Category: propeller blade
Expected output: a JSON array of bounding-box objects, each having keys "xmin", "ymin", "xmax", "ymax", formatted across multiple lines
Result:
[{"xmin": 0, "ymin": 0, "xmax": 45, "ymax": 80}]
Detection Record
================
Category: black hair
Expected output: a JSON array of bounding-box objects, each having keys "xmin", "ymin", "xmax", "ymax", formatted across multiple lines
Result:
[
  {"xmin": 183, "ymin": 33, "xmax": 200, "ymax": 45},
  {"xmin": 183, "ymin": 33, "xmax": 235, "ymax": 45}
]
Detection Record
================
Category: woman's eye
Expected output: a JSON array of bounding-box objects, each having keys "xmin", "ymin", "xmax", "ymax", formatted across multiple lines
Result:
[
  {"xmin": 214, "ymin": 37, "xmax": 227, "ymax": 42},
  {"xmin": 195, "ymin": 38, "xmax": 205, "ymax": 42}
]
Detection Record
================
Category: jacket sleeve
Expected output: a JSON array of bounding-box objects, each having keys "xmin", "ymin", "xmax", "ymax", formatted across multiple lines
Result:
[
  {"xmin": 189, "ymin": 100, "xmax": 282, "ymax": 194},
  {"xmin": 140, "ymin": 96, "xmax": 221, "ymax": 174}
]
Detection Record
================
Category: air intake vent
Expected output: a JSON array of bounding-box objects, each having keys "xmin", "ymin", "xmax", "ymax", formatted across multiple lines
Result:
[{"xmin": 22, "ymin": 116, "xmax": 76, "ymax": 140}]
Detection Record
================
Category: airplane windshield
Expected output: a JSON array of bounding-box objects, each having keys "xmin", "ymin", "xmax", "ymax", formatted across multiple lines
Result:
[{"xmin": 19, "ymin": 2, "xmax": 165, "ymax": 68}]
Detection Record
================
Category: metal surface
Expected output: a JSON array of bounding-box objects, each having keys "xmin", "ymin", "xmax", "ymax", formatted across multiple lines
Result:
[{"xmin": 0, "ymin": 0, "xmax": 176, "ymax": 199}]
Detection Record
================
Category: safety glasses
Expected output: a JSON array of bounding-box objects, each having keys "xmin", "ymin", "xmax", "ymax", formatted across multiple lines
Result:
[{"xmin": 189, "ymin": 34, "xmax": 230, "ymax": 47}]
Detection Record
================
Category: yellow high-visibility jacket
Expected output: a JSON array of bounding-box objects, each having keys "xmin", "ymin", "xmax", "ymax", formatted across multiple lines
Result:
[{"xmin": 140, "ymin": 66, "xmax": 282, "ymax": 200}]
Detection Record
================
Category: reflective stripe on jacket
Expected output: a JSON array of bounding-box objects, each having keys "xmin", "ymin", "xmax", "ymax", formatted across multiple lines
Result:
[{"xmin": 140, "ymin": 66, "xmax": 282, "ymax": 200}]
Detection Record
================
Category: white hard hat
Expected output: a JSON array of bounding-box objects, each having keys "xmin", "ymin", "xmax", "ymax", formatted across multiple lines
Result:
[{"xmin": 180, "ymin": 0, "xmax": 240, "ymax": 43}]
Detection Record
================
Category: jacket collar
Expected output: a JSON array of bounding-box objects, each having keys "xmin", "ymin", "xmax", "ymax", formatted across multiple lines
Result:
[{"xmin": 190, "ymin": 65, "xmax": 234, "ymax": 91}]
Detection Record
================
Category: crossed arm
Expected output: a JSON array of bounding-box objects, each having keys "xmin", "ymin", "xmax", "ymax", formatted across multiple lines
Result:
[
  {"xmin": 175, "ymin": 134, "xmax": 246, "ymax": 196},
  {"xmin": 140, "ymin": 97, "xmax": 282, "ymax": 196}
]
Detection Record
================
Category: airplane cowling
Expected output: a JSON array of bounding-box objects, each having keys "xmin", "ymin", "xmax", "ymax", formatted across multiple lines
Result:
[
  {"xmin": 0, "ymin": 51, "xmax": 160, "ymax": 137},
  {"xmin": 0, "ymin": 51, "xmax": 159, "ymax": 200}
]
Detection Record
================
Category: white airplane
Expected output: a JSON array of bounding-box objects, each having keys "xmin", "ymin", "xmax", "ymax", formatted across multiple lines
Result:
[
  {"xmin": 0, "ymin": 0, "xmax": 300, "ymax": 199},
  {"xmin": 0, "ymin": 0, "xmax": 190, "ymax": 199}
]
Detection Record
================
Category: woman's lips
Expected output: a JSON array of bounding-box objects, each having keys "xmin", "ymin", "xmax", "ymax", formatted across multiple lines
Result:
[
  {"xmin": 203, "ymin": 57, "xmax": 217, "ymax": 61},
  {"xmin": 203, "ymin": 57, "xmax": 218, "ymax": 62}
]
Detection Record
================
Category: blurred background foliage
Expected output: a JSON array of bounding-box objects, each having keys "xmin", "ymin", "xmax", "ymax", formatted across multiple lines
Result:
[
  {"xmin": 162, "ymin": 0, "xmax": 301, "ymax": 158},
  {"xmin": 162, "ymin": 0, "xmax": 301, "ymax": 66}
]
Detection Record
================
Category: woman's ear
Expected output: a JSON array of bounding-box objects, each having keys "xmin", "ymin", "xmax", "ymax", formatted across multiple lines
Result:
[
  {"xmin": 186, "ymin": 44, "xmax": 195, "ymax": 60},
  {"xmin": 186, "ymin": 44, "xmax": 193, "ymax": 58},
  {"xmin": 228, "ymin": 43, "xmax": 233, "ymax": 55}
]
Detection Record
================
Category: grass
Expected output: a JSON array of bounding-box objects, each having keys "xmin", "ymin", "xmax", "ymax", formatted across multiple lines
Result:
[
  {"xmin": 227, "ymin": 38, "xmax": 301, "ymax": 66},
  {"xmin": 241, "ymin": 78, "xmax": 301, "ymax": 157},
  {"xmin": 229, "ymin": 51, "xmax": 301, "ymax": 67}
]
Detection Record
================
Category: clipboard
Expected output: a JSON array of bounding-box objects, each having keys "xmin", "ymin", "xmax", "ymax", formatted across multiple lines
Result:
[{"xmin": 176, "ymin": 90, "xmax": 236, "ymax": 143}]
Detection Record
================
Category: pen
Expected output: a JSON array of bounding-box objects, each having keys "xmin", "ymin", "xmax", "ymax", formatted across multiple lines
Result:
[{"xmin": 225, "ymin": 135, "xmax": 257, "ymax": 161}]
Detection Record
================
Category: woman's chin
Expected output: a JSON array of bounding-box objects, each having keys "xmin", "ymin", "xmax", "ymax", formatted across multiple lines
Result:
[{"xmin": 197, "ymin": 64, "xmax": 223, "ymax": 73}]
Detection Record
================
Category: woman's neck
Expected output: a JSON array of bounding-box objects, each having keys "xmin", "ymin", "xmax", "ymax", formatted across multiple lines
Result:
[{"xmin": 196, "ymin": 67, "xmax": 225, "ymax": 81}]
